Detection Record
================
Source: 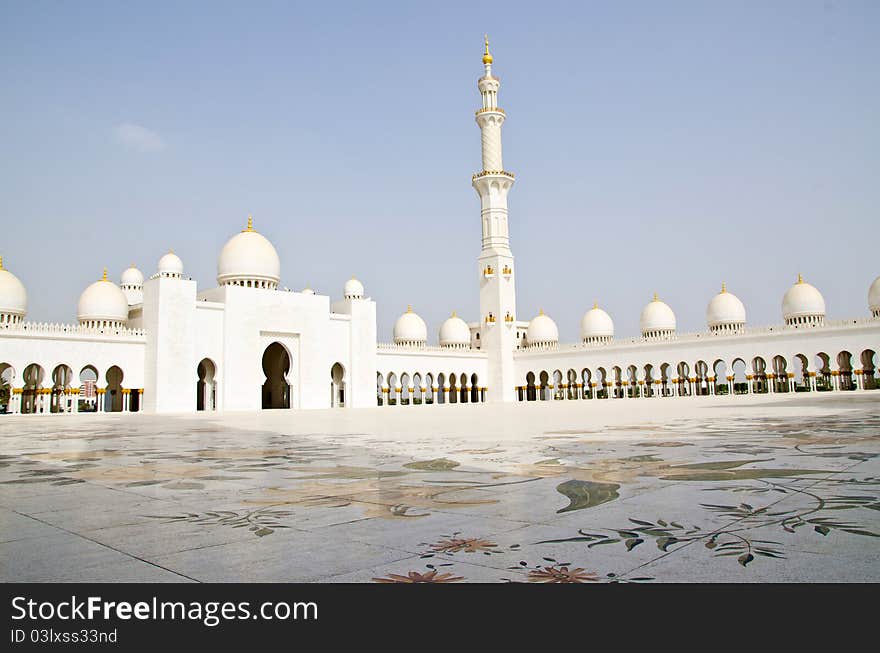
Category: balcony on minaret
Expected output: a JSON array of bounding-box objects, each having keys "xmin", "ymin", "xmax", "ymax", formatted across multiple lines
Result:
[
  {"xmin": 502, "ymin": 264, "xmax": 512, "ymax": 278},
  {"xmin": 485, "ymin": 312, "xmax": 496, "ymax": 326},
  {"xmin": 504, "ymin": 311, "xmax": 514, "ymax": 325},
  {"xmin": 483, "ymin": 265, "xmax": 495, "ymax": 278}
]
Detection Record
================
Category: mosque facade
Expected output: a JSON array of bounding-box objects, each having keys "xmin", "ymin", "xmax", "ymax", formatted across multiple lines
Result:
[{"xmin": 1, "ymin": 41, "xmax": 879, "ymax": 415}]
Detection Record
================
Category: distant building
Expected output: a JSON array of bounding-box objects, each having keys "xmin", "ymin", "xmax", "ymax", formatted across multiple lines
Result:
[{"xmin": 0, "ymin": 40, "xmax": 878, "ymax": 415}]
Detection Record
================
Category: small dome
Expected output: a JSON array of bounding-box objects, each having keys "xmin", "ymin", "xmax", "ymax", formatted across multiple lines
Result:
[
  {"xmin": 217, "ymin": 216, "xmax": 280, "ymax": 289},
  {"xmin": 393, "ymin": 305, "xmax": 427, "ymax": 346},
  {"xmin": 77, "ymin": 269, "xmax": 129, "ymax": 326},
  {"xmin": 301, "ymin": 287, "xmax": 315, "ymax": 295},
  {"xmin": 120, "ymin": 264, "xmax": 144, "ymax": 287},
  {"xmin": 782, "ymin": 274, "xmax": 825, "ymax": 324},
  {"xmin": 0, "ymin": 257, "xmax": 27, "ymax": 320},
  {"xmin": 526, "ymin": 310, "xmax": 559, "ymax": 347},
  {"xmin": 344, "ymin": 277, "xmax": 364, "ymax": 299},
  {"xmin": 706, "ymin": 283, "xmax": 746, "ymax": 330},
  {"xmin": 439, "ymin": 311, "xmax": 470, "ymax": 348},
  {"xmin": 640, "ymin": 294, "xmax": 676, "ymax": 336},
  {"xmin": 581, "ymin": 303, "xmax": 614, "ymax": 342},
  {"xmin": 868, "ymin": 276, "xmax": 880, "ymax": 316},
  {"xmin": 157, "ymin": 250, "xmax": 184, "ymax": 278}
]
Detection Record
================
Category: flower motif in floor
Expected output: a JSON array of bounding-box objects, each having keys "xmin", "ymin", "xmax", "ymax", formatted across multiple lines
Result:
[
  {"xmin": 527, "ymin": 566, "xmax": 599, "ymax": 583},
  {"xmin": 430, "ymin": 537, "xmax": 499, "ymax": 554},
  {"xmin": 372, "ymin": 570, "xmax": 465, "ymax": 583}
]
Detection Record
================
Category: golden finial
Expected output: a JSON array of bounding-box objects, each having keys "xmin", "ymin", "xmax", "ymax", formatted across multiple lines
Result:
[
  {"xmin": 653, "ymin": 292, "xmax": 659, "ymax": 302},
  {"xmin": 593, "ymin": 301, "xmax": 598, "ymax": 309},
  {"xmin": 101, "ymin": 267, "xmax": 108, "ymax": 281},
  {"xmin": 482, "ymin": 34, "xmax": 493, "ymax": 65},
  {"xmin": 407, "ymin": 304, "xmax": 413, "ymax": 313},
  {"xmin": 797, "ymin": 272, "xmax": 803, "ymax": 284},
  {"xmin": 539, "ymin": 308, "xmax": 544, "ymax": 316},
  {"xmin": 243, "ymin": 214, "xmax": 254, "ymax": 232},
  {"xmin": 0, "ymin": 255, "xmax": 3, "ymax": 270},
  {"xmin": 451, "ymin": 310, "xmax": 457, "ymax": 318},
  {"xmin": 169, "ymin": 248, "xmax": 174, "ymax": 254},
  {"xmin": 721, "ymin": 282, "xmax": 727, "ymax": 293}
]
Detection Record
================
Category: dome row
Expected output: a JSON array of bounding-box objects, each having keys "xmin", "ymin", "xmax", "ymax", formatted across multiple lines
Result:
[{"xmin": 2, "ymin": 217, "xmax": 369, "ymax": 329}]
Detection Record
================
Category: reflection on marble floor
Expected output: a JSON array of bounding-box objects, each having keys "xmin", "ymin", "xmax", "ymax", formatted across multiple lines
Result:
[{"xmin": 1, "ymin": 397, "xmax": 878, "ymax": 582}]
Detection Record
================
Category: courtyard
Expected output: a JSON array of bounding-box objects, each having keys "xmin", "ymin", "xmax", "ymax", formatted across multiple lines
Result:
[{"xmin": 1, "ymin": 393, "xmax": 878, "ymax": 583}]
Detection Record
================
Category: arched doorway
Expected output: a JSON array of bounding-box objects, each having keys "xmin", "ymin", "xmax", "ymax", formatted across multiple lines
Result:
[
  {"xmin": 22, "ymin": 363, "xmax": 45, "ymax": 414},
  {"xmin": 330, "ymin": 363, "xmax": 345, "ymax": 407},
  {"xmin": 79, "ymin": 366, "xmax": 98, "ymax": 412},
  {"xmin": 861, "ymin": 350, "xmax": 877, "ymax": 390},
  {"xmin": 51, "ymin": 364, "xmax": 74, "ymax": 413},
  {"xmin": 0, "ymin": 363, "xmax": 14, "ymax": 413},
  {"xmin": 262, "ymin": 342, "xmax": 291, "ymax": 409},
  {"xmin": 105, "ymin": 366, "xmax": 124, "ymax": 412},
  {"xmin": 197, "ymin": 358, "xmax": 217, "ymax": 411}
]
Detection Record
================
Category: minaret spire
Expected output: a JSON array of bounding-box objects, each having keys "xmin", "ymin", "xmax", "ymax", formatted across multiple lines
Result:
[{"xmin": 473, "ymin": 36, "xmax": 517, "ymax": 403}]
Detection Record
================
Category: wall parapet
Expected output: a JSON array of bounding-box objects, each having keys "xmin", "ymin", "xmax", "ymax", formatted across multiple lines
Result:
[
  {"xmin": 514, "ymin": 316, "xmax": 880, "ymax": 357},
  {"xmin": 0, "ymin": 321, "xmax": 146, "ymax": 340}
]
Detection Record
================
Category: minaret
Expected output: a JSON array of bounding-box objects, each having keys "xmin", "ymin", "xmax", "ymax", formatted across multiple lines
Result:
[{"xmin": 473, "ymin": 36, "xmax": 517, "ymax": 403}]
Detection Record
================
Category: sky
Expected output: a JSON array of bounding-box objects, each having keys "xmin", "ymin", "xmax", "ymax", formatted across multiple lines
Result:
[{"xmin": 2, "ymin": 0, "xmax": 878, "ymax": 342}]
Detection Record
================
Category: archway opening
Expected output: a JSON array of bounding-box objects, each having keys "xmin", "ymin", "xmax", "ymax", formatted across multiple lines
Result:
[
  {"xmin": 262, "ymin": 342, "xmax": 291, "ymax": 409},
  {"xmin": 425, "ymin": 373, "xmax": 435, "ymax": 405},
  {"xmin": 861, "ymin": 350, "xmax": 877, "ymax": 390},
  {"xmin": 470, "ymin": 373, "xmax": 479, "ymax": 403},
  {"xmin": 51, "ymin": 364, "xmax": 74, "ymax": 413},
  {"xmin": 676, "ymin": 362, "xmax": 690, "ymax": 396},
  {"xmin": 197, "ymin": 358, "xmax": 217, "ymax": 411},
  {"xmin": 731, "ymin": 359, "xmax": 748, "ymax": 395},
  {"xmin": 793, "ymin": 354, "xmax": 810, "ymax": 392},
  {"xmin": 581, "ymin": 368, "xmax": 592, "ymax": 400},
  {"xmin": 837, "ymin": 351, "xmax": 854, "ymax": 390},
  {"xmin": 105, "ymin": 366, "xmax": 124, "ymax": 412},
  {"xmin": 752, "ymin": 357, "xmax": 767, "ymax": 394},
  {"xmin": 1, "ymin": 363, "xmax": 15, "ymax": 413},
  {"xmin": 526, "ymin": 372, "xmax": 536, "ymax": 401},
  {"xmin": 22, "ymin": 363, "xmax": 45, "ymax": 414},
  {"xmin": 772, "ymin": 356, "xmax": 788, "ymax": 393},
  {"xmin": 596, "ymin": 367, "xmax": 608, "ymax": 399},
  {"xmin": 79, "ymin": 366, "xmax": 98, "ymax": 412},
  {"xmin": 413, "ymin": 373, "xmax": 423, "ymax": 405},
  {"xmin": 814, "ymin": 353, "xmax": 831, "ymax": 391}
]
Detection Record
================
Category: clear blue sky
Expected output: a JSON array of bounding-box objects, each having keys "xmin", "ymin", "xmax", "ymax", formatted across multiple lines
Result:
[{"xmin": 2, "ymin": 0, "xmax": 877, "ymax": 341}]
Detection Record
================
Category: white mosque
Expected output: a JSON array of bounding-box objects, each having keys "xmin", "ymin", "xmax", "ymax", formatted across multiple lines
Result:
[{"xmin": 1, "ymin": 39, "xmax": 879, "ymax": 415}]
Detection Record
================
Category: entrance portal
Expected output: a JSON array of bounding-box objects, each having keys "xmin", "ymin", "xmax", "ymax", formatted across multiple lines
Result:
[{"xmin": 262, "ymin": 342, "xmax": 290, "ymax": 409}]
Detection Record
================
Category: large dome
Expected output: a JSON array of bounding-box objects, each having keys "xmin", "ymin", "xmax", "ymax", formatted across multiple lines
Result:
[
  {"xmin": 526, "ymin": 310, "xmax": 558, "ymax": 348},
  {"xmin": 157, "ymin": 250, "xmax": 184, "ymax": 278},
  {"xmin": 706, "ymin": 283, "xmax": 746, "ymax": 332},
  {"xmin": 580, "ymin": 303, "xmax": 614, "ymax": 343},
  {"xmin": 0, "ymin": 257, "xmax": 27, "ymax": 323},
  {"xmin": 782, "ymin": 274, "xmax": 825, "ymax": 325},
  {"xmin": 344, "ymin": 277, "xmax": 364, "ymax": 299},
  {"xmin": 439, "ymin": 311, "xmax": 470, "ymax": 348},
  {"xmin": 868, "ymin": 276, "xmax": 880, "ymax": 317},
  {"xmin": 393, "ymin": 306, "xmax": 427, "ymax": 346},
  {"xmin": 640, "ymin": 294, "xmax": 676, "ymax": 337},
  {"xmin": 77, "ymin": 269, "xmax": 129, "ymax": 327},
  {"xmin": 217, "ymin": 216, "xmax": 280, "ymax": 289}
]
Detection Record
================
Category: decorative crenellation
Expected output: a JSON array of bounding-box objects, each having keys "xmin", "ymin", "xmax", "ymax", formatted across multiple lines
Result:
[{"xmin": 0, "ymin": 321, "xmax": 146, "ymax": 338}]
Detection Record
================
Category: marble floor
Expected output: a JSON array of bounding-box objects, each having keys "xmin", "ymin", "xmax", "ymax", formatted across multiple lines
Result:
[{"xmin": 1, "ymin": 393, "xmax": 878, "ymax": 582}]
